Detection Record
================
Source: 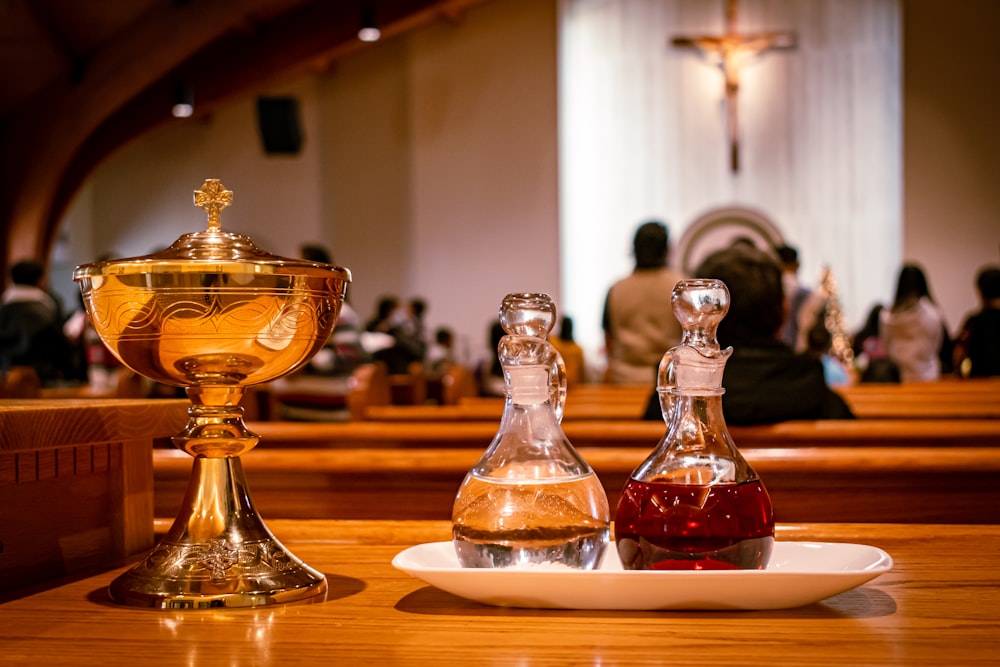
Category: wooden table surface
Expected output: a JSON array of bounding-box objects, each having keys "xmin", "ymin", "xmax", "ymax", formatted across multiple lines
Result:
[{"xmin": 1, "ymin": 521, "xmax": 998, "ymax": 665}]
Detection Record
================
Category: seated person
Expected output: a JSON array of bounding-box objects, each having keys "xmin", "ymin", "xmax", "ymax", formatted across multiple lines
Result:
[
  {"xmin": 643, "ymin": 243, "xmax": 854, "ymax": 424},
  {"xmin": 365, "ymin": 295, "xmax": 424, "ymax": 375},
  {"xmin": 427, "ymin": 326, "xmax": 456, "ymax": 376},
  {"xmin": 953, "ymin": 265, "xmax": 1000, "ymax": 377},
  {"xmin": 0, "ymin": 259, "xmax": 76, "ymax": 386},
  {"xmin": 550, "ymin": 316, "xmax": 586, "ymax": 386}
]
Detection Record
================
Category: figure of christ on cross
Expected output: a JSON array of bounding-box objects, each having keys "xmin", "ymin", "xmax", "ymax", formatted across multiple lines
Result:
[{"xmin": 672, "ymin": 0, "xmax": 796, "ymax": 172}]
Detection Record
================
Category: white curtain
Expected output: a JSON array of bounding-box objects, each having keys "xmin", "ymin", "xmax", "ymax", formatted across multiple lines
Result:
[{"xmin": 559, "ymin": 0, "xmax": 901, "ymax": 370}]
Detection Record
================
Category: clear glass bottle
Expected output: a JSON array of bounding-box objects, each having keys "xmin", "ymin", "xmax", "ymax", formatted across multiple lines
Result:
[
  {"xmin": 452, "ymin": 293, "xmax": 610, "ymax": 569},
  {"xmin": 615, "ymin": 279, "xmax": 775, "ymax": 570}
]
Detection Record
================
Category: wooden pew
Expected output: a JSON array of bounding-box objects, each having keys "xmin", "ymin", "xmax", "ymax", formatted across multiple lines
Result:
[
  {"xmin": 365, "ymin": 400, "xmax": 640, "ymax": 421},
  {"xmin": 838, "ymin": 379, "xmax": 1000, "ymax": 418},
  {"xmin": 240, "ymin": 418, "xmax": 1000, "ymax": 450},
  {"xmin": 153, "ymin": 445, "xmax": 1000, "ymax": 524},
  {"xmin": 1, "ymin": 398, "xmax": 189, "ymax": 594},
  {"xmin": 260, "ymin": 362, "xmax": 480, "ymax": 421},
  {"xmin": 359, "ymin": 378, "xmax": 1000, "ymax": 420},
  {"xmin": 270, "ymin": 366, "xmax": 1000, "ymax": 421},
  {"xmin": 1, "ymin": 366, "xmax": 41, "ymax": 398}
]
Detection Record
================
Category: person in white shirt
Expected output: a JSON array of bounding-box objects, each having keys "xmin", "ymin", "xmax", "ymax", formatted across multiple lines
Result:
[{"xmin": 879, "ymin": 263, "xmax": 950, "ymax": 382}]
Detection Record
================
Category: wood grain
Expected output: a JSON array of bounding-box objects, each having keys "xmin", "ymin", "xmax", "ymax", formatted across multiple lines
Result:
[
  {"xmin": 0, "ymin": 521, "xmax": 997, "ymax": 665},
  {"xmin": 0, "ymin": 399, "xmax": 187, "ymax": 593},
  {"xmin": 0, "ymin": 399, "xmax": 189, "ymax": 452}
]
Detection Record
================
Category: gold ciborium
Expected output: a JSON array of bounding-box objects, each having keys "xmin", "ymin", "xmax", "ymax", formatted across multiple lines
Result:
[{"xmin": 73, "ymin": 179, "xmax": 350, "ymax": 608}]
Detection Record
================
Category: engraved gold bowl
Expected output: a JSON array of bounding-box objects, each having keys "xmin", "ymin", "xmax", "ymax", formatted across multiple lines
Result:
[{"xmin": 74, "ymin": 179, "xmax": 350, "ymax": 608}]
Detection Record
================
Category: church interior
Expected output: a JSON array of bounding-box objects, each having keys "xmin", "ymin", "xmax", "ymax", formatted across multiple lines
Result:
[{"xmin": 1, "ymin": 1, "xmax": 999, "ymax": 662}]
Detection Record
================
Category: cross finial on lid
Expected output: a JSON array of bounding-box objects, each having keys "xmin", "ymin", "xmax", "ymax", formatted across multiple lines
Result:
[{"xmin": 193, "ymin": 179, "xmax": 233, "ymax": 232}]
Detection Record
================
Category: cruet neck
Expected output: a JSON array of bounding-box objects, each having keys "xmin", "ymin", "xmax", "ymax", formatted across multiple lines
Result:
[
  {"xmin": 643, "ymin": 390, "xmax": 756, "ymax": 485},
  {"xmin": 658, "ymin": 279, "xmax": 733, "ymax": 396},
  {"xmin": 496, "ymin": 293, "xmax": 567, "ymax": 420},
  {"xmin": 505, "ymin": 365, "xmax": 551, "ymax": 405},
  {"xmin": 657, "ymin": 343, "xmax": 731, "ymax": 396}
]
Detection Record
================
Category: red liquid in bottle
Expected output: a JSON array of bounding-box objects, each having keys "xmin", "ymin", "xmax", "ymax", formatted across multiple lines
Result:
[{"xmin": 615, "ymin": 478, "xmax": 774, "ymax": 570}]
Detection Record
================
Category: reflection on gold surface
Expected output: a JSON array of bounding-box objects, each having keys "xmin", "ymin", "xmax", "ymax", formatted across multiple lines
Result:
[
  {"xmin": 75, "ymin": 179, "xmax": 350, "ymax": 608},
  {"xmin": 81, "ymin": 277, "xmax": 335, "ymax": 386}
]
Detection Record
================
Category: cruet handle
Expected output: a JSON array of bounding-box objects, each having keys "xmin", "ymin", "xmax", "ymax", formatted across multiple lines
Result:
[
  {"xmin": 549, "ymin": 343, "xmax": 568, "ymax": 423},
  {"xmin": 656, "ymin": 348, "xmax": 678, "ymax": 425}
]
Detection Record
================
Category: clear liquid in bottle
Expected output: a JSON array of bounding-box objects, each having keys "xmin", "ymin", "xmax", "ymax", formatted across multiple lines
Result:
[
  {"xmin": 453, "ymin": 471, "xmax": 609, "ymax": 569},
  {"xmin": 452, "ymin": 293, "xmax": 610, "ymax": 569}
]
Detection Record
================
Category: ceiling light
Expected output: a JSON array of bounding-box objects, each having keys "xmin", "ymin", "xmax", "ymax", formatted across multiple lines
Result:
[
  {"xmin": 358, "ymin": 6, "xmax": 380, "ymax": 42},
  {"xmin": 172, "ymin": 84, "xmax": 194, "ymax": 118}
]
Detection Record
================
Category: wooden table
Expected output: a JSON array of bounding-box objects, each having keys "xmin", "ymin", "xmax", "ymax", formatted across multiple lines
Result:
[{"xmin": 1, "ymin": 521, "xmax": 997, "ymax": 665}]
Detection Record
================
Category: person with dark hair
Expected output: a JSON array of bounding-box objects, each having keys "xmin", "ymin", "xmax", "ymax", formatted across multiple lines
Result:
[
  {"xmin": 853, "ymin": 303, "xmax": 885, "ymax": 359},
  {"xmin": 363, "ymin": 294, "xmax": 424, "ymax": 375},
  {"xmin": 805, "ymin": 306, "xmax": 850, "ymax": 386},
  {"xmin": 366, "ymin": 295, "xmax": 400, "ymax": 334},
  {"xmin": 953, "ymin": 264, "xmax": 1000, "ymax": 377},
  {"xmin": 602, "ymin": 220, "xmax": 685, "ymax": 385},
  {"xmin": 775, "ymin": 244, "xmax": 816, "ymax": 351},
  {"xmin": 427, "ymin": 326, "xmax": 455, "ymax": 374},
  {"xmin": 479, "ymin": 319, "xmax": 507, "ymax": 397},
  {"xmin": 642, "ymin": 243, "xmax": 853, "ymax": 424},
  {"xmin": 0, "ymin": 259, "xmax": 76, "ymax": 385},
  {"xmin": 405, "ymin": 297, "xmax": 429, "ymax": 359},
  {"xmin": 551, "ymin": 315, "xmax": 586, "ymax": 386},
  {"xmin": 879, "ymin": 263, "xmax": 950, "ymax": 382},
  {"xmin": 297, "ymin": 243, "xmax": 368, "ymax": 377},
  {"xmin": 299, "ymin": 243, "xmax": 331, "ymax": 264},
  {"xmin": 852, "ymin": 303, "xmax": 900, "ymax": 383}
]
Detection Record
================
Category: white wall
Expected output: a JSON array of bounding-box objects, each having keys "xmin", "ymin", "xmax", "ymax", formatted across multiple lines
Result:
[{"xmin": 902, "ymin": 0, "xmax": 1000, "ymax": 333}]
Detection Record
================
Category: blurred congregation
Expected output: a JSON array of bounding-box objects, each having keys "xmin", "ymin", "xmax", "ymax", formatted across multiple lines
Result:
[
  {"xmin": 2, "ymin": 0, "xmax": 998, "ymax": 415},
  {"xmin": 3, "ymin": 227, "xmax": 998, "ymax": 428}
]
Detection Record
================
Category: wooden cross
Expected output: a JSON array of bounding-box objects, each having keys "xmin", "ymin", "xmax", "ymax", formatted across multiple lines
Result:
[
  {"xmin": 672, "ymin": 0, "xmax": 796, "ymax": 172},
  {"xmin": 194, "ymin": 178, "xmax": 233, "ymax": 232}
]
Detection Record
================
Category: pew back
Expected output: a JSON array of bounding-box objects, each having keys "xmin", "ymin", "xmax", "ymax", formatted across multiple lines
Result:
[
  {"xmin": 244, "ymin": 418, "xmax": 1000, "ymax": 449},
  {"xmin": 357, "ymin": 378, "xmax": 1000, "ymax": 420},
  {"xmin": 153, "ymin": 445, "xmax": 1000, "ymax": 524}
]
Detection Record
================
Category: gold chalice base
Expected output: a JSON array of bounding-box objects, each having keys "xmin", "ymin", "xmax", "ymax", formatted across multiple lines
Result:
[{"xmin": 111, "ymin": 457, "xmax": 326, "ymax": 608}]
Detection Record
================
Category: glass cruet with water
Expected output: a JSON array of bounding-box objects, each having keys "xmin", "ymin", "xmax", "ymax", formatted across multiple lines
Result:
[
  {"xmin": 615, "ymin": 279, "xmax": 774, "ymax": 570},
  {"xmin": 452, "ymin": 293, "xmax": 610, "ymax": 569}
]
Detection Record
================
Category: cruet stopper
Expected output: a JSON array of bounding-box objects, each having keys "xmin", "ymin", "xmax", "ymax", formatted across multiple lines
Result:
[
  {"xmin": 615, "ymin": 279, "xmax": 775, "ymax": 570},
  {"xmin": 451, "ymin": 293, "xmax": 610, "ymax": 569}
]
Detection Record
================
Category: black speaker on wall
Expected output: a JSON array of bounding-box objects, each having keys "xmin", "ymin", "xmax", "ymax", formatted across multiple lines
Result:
[{"xmin": 256, "ymin": 97, "xmax": 302, "ymax": 155}]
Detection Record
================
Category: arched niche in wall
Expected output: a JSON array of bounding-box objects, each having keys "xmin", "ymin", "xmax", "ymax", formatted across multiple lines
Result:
[{"xmin": 672, "ymin": 206, "xmax": 786, "ymax": 277}]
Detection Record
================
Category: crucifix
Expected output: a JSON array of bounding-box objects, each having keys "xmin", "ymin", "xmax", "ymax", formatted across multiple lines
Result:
[{"xmin": 672, "ymin": 0, "xmax": 796, "ymax": 172}]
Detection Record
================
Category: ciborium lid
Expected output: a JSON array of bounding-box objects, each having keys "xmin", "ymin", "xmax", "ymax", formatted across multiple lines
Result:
[
  {"xmin": 73, "ymin": 178, "xmax": 351, "ymax": 281},
  {"xmin": 72, "ymin": 178, "xmax": 352, "ymax": 392}
]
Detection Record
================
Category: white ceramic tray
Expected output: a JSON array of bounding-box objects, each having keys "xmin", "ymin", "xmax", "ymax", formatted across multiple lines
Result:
[{"xmin": 392, "ymin": 541, "xmax": 893, "ymax": 610}]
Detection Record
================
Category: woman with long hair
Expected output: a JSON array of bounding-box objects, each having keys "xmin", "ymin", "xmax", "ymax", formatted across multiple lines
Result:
[{"xmin": 879, "ymin": 263, "xmax": 950, "ymax": 382}]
